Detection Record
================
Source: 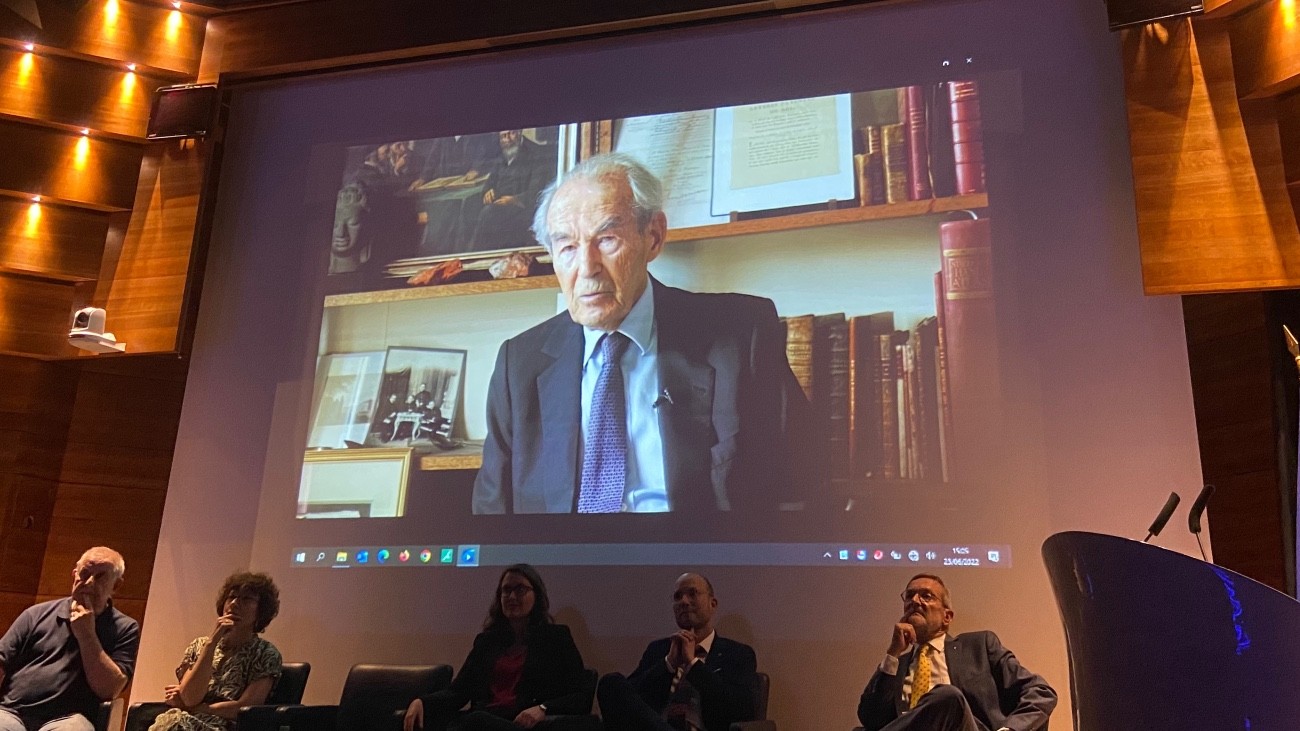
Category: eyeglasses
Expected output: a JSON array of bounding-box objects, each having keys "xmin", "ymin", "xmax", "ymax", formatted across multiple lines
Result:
[
  {"xmin": 500, "ymin": 584, "xmax": 534, "ymax": 598},
  {"xmin": 901, "ymin": 589, "xmax": 941, "ymax": 604}
]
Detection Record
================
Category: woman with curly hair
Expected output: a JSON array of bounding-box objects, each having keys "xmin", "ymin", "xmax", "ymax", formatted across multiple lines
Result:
[
  {"xmin": 149, "ymin": 572, "xmax": 283, "ymax": 731},
  {"xmin": 403, "ymin": 564, "xmax": 588, "ymax": 731}
]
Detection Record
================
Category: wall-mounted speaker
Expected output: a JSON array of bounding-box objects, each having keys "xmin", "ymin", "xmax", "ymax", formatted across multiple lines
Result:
[
  {"xmin": 146, "ymin": 83, "xmax": 219, "ymax": 140},
  {"xmin": 1106, "ymin": 0, "xmax": 1204, "ymax": 30}
]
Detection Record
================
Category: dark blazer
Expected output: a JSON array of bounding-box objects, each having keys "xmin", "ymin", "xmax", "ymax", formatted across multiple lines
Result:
[
  {"xmin": 422, "ymin": 623, "xmax": 587, "ymax": 715},
  {"xmin": 627, "ymin": 635, "xmax": 756, "ymax": 731},
  {"xmin": 857, "ymin": 631, "xmax": 1056, "ymax": 731},
  {"xmin": 471, "ymin": 278, "xmax": 818, "ymax": 514}
]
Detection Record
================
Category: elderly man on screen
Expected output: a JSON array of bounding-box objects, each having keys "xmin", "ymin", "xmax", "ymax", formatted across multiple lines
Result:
[
  {"xmin": 0, "ymin": 547, "xmax": 140, "ymax": 731},
  {"xmin": 856, "ymin": 574, "xmax": 1056, "ymax": 731},
  {"xmin": 471, "ymin": 153, "xmax": 815, "ymax": 515}
]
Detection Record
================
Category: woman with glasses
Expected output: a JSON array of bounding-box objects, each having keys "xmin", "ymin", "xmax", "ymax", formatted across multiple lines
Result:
[
  {"xmin": 149, "ymin": 572, "xmax": 283, "ymax": 731},
  {"xmin": 403, "ymin": 564, "xmax": 589, "ymax": 731}
]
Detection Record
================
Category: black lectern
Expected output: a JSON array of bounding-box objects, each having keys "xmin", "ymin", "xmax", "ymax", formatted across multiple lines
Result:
[{"xmin": 1042, "ymin": 531, "xmax": 1298, "ymax": 730}]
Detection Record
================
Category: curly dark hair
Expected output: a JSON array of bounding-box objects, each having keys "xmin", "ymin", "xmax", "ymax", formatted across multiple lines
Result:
[
  {"xmin": 215, "ymin": 572, "xmax": 280, "ymax": 633},
  {"xmin": 484, "ymin": 563, "xmax": 553, "ymax": 633}
]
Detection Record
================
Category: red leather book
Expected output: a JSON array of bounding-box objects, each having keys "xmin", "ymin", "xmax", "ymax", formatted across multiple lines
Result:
[
  {"xmin": 904, "ymin": 85, "xmax": 933, "ymax": 201},
  {"xmin": 948, "ymin": 81, "xmax": 986, "ymax": 194},
  {"xmin": 939, "ymin": 216, "xmax": 999, "ymax": 471}
]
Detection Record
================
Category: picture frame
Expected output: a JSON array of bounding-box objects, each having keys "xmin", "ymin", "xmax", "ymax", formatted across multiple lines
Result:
[
  {"xmin": 296, "ymin": 447, "xmax": 413, "ymax": 519},
  {"xmin": 329, "ymin": 127, "xmax": 567, "ymax": 281},
  {"xmin": 367, "ymin": 346, "xmax": 467, "ymax": 448},
  {"xmin": 305, "ymin": 351, "xmax": 386, "ymax": 449}
]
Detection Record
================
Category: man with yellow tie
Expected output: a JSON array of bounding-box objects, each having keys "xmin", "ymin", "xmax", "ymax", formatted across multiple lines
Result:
[{"xmin": 856, "ymin": 574, "xmax": 1057, "ymax": 731}]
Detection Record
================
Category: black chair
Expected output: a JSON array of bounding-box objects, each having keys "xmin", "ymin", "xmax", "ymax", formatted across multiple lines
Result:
[
  {"xmin": 92, "ymin": 698, "xmax": 122, "ymax": 731},
  {"xmin": 125, "ymin": 661, "xmax": 312, "ymax": 731},
  {"xmin": 731, "ymin": 671, "xmax": 775, "ymax": 731},
  {"xmin": 278, "ymin": 663, "xmax": 453, "ymax": 731},
  {"xmin": 535, "ymin": 667, "xmax": 601, "ymax": 731}
]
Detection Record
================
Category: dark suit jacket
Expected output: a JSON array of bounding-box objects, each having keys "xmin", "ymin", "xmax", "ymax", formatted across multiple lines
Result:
[
  {"xmin": 857, "ymin": 631, "xmax": 1056, "ymax": 731},
  {"xmin": 627, "ymin": 635, "xmax": 756, "ymax": 731},
  {"xmin": 422, "ymin": 623, "xmax": 587, "ymax": 715},
  {"xmin": 471, "ymin": 278, "xmax": 818, "ymax": 514}
]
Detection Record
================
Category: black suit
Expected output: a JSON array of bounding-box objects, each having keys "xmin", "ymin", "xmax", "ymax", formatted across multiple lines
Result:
[
  {"xmin": 421, "ymin": 623, "xmax": 588, "ymax": 720},
  {"xmin": 471, "ymin": 278, "xmax": 818, "ymax": 514},
  {"xmin": 857, "ymin": 631, "xmax": 1056, "ymax": 731},
  {"xmin": 599, "ymin": 635, "xmax": 756, "ymax": 731}
]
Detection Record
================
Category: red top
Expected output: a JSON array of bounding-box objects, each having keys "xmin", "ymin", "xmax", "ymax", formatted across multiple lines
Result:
[{"xmin": 488, "ymin": 645, "xmax": 528, "ymax": 708}]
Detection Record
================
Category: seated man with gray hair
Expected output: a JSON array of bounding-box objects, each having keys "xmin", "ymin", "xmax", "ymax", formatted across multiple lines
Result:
[
  {"xmin": 0, "ymin": 547, "xmax": 140, "ymax": 731},
  {"xmin": 471, "ymin": 152, "xmax": 818, "ymax": 515}
]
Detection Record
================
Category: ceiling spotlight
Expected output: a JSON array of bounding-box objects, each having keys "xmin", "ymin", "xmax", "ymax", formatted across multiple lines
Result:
[
  {"xmin": 23, "ymin": 42, "xmax": 34, "ymax": 52},
  {"xmin": 31, "ymin": 195, "xmax": 40, "ymax": 203},
  {"xmin": 80, "ymin": 128, "xmax": 90, "ymax": 136},
  {"xmin": 171, "ymin": 0, "xmax": 181, "ymax": 7},
  {"xmin": 125, "ymin": 62, "xmax": 136, "ymax": 71}
]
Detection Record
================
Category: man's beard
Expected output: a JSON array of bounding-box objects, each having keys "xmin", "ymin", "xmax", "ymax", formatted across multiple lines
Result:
[{"xmin": 502, "ymin": 142, "xmax": 521, "ymax": 162}]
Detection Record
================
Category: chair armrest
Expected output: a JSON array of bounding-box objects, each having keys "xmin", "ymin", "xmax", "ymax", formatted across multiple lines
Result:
[
  {"xmin": 236, "ymin": 703, "xmax": 301, "ymax": 731},
  {"xmin": 277, "ymin": 703, "xmax": 340, "ymax": 731},
  {"xmin": 124, "ymin": 701, "xmax": 171, "ymax": 731},
  {"xmin": 730, "ymin": 721, "xmax": 777, "ymax": 731}
]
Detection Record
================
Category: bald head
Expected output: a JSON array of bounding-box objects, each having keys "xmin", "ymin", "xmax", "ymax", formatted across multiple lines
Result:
[
  {"xmin": 672, "ymin": 573, "xmax": 718, "ymax": 635},
  {"xmin": 71, "ymin": 546, "xmax": 124, "ymax": 614}
]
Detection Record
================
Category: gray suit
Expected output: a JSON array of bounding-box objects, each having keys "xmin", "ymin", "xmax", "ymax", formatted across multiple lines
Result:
[
  {"xmin": 857, "ymin": 631, "xmax": 1056, "ymax": 731},
  {"xmin": 471, "ymin": 278, "xmax": 817, "ymax": 514}
]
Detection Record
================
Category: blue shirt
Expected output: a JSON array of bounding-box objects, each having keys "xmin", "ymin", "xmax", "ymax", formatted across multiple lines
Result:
[
  {"xmin": 580, "ymin": 281, "xmax": 668, "ymax": 512},
  {"xmin": 0, "ymin": 597, "xmax": 140, "ymax": 726}
]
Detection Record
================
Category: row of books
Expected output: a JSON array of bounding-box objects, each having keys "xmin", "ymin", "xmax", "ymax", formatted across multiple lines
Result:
[
  {"xmin": 782, "ymin": 310, "xmax": 951, "ymax": 490},
  {"xmin": 854, "ymin": 80, "xmax": 986, "ymax": 207}
]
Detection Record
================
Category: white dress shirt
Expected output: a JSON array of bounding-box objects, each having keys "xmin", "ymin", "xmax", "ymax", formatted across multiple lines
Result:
[{"xmin": 580, "ymin": 281, "xmax": 668, "ymax": 512}]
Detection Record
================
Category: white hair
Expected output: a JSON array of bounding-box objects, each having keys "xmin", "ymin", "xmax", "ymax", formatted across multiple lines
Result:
[
  {"xmin": 77, "ymin": 546, "xmax": 125, "ymax": 581},
  {"xmin": 531, "ymin": 152, "xmax": 665, "ymax": 252}
]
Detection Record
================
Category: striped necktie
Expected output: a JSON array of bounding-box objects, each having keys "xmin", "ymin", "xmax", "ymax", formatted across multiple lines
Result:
[
  {"xmin": 908, "ymin": 644, "xmax": 932, "ymax": 709},
  {"xmin": 578, "ymin": 332, "xmax": 630, "ymax": 513}
]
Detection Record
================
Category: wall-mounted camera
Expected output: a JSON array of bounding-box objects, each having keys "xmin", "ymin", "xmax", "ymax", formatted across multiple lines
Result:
[{"xmin": 68, "ymin": 307, "xmax": 125, "ymax": 354}]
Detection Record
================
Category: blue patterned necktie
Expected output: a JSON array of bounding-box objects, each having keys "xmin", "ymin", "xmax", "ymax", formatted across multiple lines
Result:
[{"xmin": 578, "ymin": 332, "xmax": 631, "ymax": 513}]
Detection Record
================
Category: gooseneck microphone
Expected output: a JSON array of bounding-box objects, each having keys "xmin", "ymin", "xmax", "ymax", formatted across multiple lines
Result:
[
  {"xmin": 1142, "ymin": 492, "xmax": 1181, "ymax": 543},
  {"xmin": 1188, "ymin": 483, "xmax": 1215, "ymax": 561}
]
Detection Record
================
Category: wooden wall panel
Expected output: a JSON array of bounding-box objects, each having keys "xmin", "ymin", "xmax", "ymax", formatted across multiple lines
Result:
[
  {"xmin": 1183, "ymin": 292, "xmax": 1290, "ymax": 591},
  {"xmin": 0, "ymin": 355, "xmax": 76, "ymax": 631},
  {"xmin": 0, "ymin": 276, "xmax": 81, "ymax": 357},
  {"xmin": 0, "ymin": 1, "xmax": 205, "ymax": 78},
  {"xmin": 36, "ymin": 355, "xmax": 187, "ymax": 618},
  {"xmin": 0, "ymin": 199, "xmax": 111, "ymax": 281},
  {"xmin": 1124, "ymin": 19, "xmax": 1300, "ymax": 293},
  {"xmin": 1231, "ymin": 0, "xmax": 1300, "ymax": 99},
  {"xmin": 95, "ymin": 143, "xmax": 206, "ymax": 354},
  {"xmin": 0, "ymin": 121, "xmax": 142, "ymax": 209},
  {"xmin": 0, "ymin": 47, "xmax": 168, "ymax": 139}
]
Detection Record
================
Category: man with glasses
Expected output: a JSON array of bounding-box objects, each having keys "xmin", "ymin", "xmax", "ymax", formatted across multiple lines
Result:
[
  {"xmin": 0, "ymin": 547, "xmax": 139, "ymax": 731},
  {"xmin": 597, "ymin": 573, "xmax": 757, "ymax": 731},
  {"xmin": 856, "ymin": 574, "xmax": 1056, "ymax": 731}
]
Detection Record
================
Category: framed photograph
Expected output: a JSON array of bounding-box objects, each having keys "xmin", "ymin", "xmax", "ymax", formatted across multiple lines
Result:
[
  {"xmin": 296, "ymin": 447, "xmax": 413, "ymax": 519},
  {"xmin": 306, "ymin": 351, "xmax": 386, "ymax": 449},
  {"xmin": 367, "ymin": 347, "xmax": 467, "ymax": 447},
  {"xmin": 329, "ymin": 127, "xmax": 566, "ymax": 280}
]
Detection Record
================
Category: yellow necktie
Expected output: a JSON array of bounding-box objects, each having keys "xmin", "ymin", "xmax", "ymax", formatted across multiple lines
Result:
[{"xmin": 908, "ymin": 644, "xmax": 932, "ymax": 709}]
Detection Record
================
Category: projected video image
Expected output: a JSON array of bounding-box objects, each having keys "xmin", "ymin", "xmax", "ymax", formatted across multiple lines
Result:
[{"xmin": 300, "ymin": 82, "xmax": 995, "ymax": 523}]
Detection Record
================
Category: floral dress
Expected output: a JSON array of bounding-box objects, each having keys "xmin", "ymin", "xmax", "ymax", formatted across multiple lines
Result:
[{"xmin": 148, "ymin": 635, "xmax": 282, "ymax": 731}]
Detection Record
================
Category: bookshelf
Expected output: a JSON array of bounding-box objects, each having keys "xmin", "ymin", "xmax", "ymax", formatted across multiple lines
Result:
[{"xmin": 324, "ymin": 193, "xmax": 987, "ymax": 309}]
